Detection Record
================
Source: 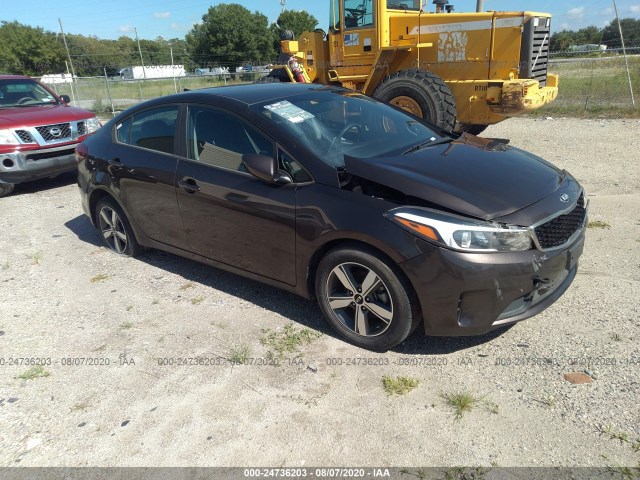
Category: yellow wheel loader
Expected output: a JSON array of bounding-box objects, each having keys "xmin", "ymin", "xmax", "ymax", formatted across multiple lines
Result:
[{"xmin": 266, "ymin": 0, "xmax": 558, "ymax": 133}]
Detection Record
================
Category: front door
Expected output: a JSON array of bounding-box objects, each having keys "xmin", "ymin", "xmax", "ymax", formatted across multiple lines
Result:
[{"xmin": 175, "ymin": 106, "xmax": 297, "ymax": 285}]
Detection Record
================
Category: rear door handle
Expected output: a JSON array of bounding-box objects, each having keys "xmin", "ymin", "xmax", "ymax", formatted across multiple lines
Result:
[{"xmin": 178, "ymin": 179, "xmax": 201, "ymax": 193}]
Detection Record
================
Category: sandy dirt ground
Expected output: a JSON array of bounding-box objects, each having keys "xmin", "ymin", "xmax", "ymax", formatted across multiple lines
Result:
[{"xmin": 0, "ymin": 117, "xmax": 638, "ymax": 469}]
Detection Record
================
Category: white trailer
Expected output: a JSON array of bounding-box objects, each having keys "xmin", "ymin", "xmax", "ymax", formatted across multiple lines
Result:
[{"xmin": 116, "ymin": 65, "xmax": 186, "ymax": 80}]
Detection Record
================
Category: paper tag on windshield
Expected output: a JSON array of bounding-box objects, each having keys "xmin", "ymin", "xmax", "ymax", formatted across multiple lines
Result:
[{"xmin": 264, "ymin": 100, "xmax": 314, "ymax": 124}]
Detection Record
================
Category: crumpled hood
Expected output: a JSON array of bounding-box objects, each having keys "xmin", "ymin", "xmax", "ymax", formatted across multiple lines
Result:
[
  {"xmin": 344, "ymin": 133, "xmax": 565, "ymax": 220},
  {"xmin": 0, "ymin": 104, "xmax": 94, "ymax": 128}
]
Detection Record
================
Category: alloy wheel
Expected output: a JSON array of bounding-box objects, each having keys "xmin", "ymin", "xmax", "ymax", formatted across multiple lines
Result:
[
  {"xmin": 325, "ymin": 262, "xmax": 394, "ymax": 337},
  {"xmin": 98, "ymin": 206, "xmax": 128, "ymax": 254}
]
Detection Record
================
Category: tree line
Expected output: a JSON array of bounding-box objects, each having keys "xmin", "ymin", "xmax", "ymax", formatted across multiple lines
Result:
[
  {"xmin": 2, "ymin": 5, "xmax": 639, "ymax": 77},
  {"xmin": 0, "ymin": 4, "xmax": 317, "ymax": 76},
  {"xmin": 550, "ymin": 18, "xmax": 640, "ymax": 51}
]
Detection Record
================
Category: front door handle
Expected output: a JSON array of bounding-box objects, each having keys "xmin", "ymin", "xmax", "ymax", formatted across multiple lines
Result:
[
  {"xmin": 178, "ymin": 179, "xmax": 201, "ymax": 193},
  {"xmin": 107, "ymin": 157, "xmax": 121, "ymax": 166}
]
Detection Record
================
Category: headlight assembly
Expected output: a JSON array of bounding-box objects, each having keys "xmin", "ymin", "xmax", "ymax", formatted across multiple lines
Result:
[
  {"xmin": 84, "ymin": 117, "xmax": 101, "ymax": 134},
  {"xmin": 386, "ymin": 207, "xmax": 533, "ymax": 252},
  {"xmin": 0, "ymin": 129, "xmax": 19, "ymax": 146}
]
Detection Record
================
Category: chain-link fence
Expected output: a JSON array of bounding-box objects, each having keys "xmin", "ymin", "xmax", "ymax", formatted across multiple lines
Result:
[
  {"xmin": 39, "ymin": 50, "xmax": 639, "ymax": 119},
  {"xmin": 43, "ymin": 72, "xmax": 266, "ymax": 118},
  {"xmin": 544, "ymin": 49, "xmax": 639, "ymax": 115}
]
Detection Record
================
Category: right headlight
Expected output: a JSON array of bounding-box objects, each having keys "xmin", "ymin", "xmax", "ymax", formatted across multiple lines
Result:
[
  {"xmin": 0, "ymin": 129, "xmax": 19, "ymax": 146},
  {"xmin": 386, "ymin": 207, "xmax": 533, "ymax": 253}
]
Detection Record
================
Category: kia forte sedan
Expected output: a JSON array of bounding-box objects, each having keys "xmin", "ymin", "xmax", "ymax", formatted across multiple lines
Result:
[{"xmin": 76, "ymin": 83, "xmax": 586, "ymax": 351}]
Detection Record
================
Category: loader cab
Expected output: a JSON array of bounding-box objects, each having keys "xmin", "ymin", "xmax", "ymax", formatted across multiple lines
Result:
[{"xmin": 329, "ymin": 0, "xmax": 380, "ymax": 66}]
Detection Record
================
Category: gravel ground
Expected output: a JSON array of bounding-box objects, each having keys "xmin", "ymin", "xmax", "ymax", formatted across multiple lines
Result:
[{"xmin": 0, "ymin": 117, "xmax": 638, "ymax": 468}]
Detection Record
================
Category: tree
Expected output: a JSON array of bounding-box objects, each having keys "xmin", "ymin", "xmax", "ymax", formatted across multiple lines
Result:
[
  {"xmin": 0, "ymin": 21, "xmax": 66, "ymax": 75},
  {"xmin": 275, "ymin": 10, "xmax": 319, "ymax": 38},
  {"xmin": 186, "ymin": 3, "xmax": 276, "ymax": 67},
  {"xmin": 601, "ymin": 18, "xmax": 640, "ymax": 49}
]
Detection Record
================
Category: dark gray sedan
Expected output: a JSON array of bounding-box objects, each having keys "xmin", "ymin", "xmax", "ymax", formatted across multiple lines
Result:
[{"xmin": 76, "ymin": 83, "xmax": 586, "ymax": 350}]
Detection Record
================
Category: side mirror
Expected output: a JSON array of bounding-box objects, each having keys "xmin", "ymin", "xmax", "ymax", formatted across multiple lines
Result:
[
  {"xmin": 242, "ymin": 154, "xmax": 292, "ymax": 185},
  {"xmin": 60, "ymin": 95, "xmax": 71, "ymax": 104}
]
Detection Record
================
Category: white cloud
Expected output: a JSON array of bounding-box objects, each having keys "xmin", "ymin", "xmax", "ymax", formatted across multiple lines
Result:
[
  {"xmin": 566, "ymin": 7, "xmax": 585, "ymax": 20},
  {"xmin": 629, "ymin": 5, "xmax": 640, "ymax": 14},
  {"xmin": 600, "ymin": 7, "xmax": 613, "ymax": 15},
  {"xmin": 119, "ymin": 25, "xmax": 134, "ymax": 33},
  {"xmin": 153, "ymin": 12, "xmax": 171, "ymax": 19}
]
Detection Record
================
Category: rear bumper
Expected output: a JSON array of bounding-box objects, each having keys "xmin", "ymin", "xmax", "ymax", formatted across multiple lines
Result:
[
  {"xmin": 399, "ymin": 230, "xmax": 585, "ymax": 336},
  {"xmin": 487, "ymin": 74, "xmax": 559, "ymax": 117},
  {"xmin": 0, "ymin": 144, "xmax": 77, "ymax": 184}
]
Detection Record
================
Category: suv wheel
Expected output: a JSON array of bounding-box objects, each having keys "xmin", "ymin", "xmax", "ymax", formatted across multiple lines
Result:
[{"xmin": 0, "ymin": 183, "xmax": 15, "ymax": 198}]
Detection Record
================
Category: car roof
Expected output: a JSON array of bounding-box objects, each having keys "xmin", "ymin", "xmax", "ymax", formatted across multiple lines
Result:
[
  {"xmin": 162, "ymin": 83, "xmax": 334, "ymax": 107},
  {"xmin": 0, "ymin": 74, "xmax": 31, "ymax": 80}
]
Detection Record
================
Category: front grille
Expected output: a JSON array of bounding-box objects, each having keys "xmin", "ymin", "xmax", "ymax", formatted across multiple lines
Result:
[
  {"xmin": 534, "ymin": 194, "xmax": 586, "ymax": 249},
  {"xmin": 15, "ymin": 130, "xmax": 35, "ymax": 143},
  {"xmin": 77, "ymin": 121, "xmax": 86, "ymax": 135},
  {"xmin": 520, "ymin": 17, "xmax": 550, "ymax": 87},
  {"xmin": 35, "ymin": 123, "xmax": 72, "ymax": 142},
  {"xmin": 25, "ymin": 148, "xmax": 75, "ymax": 162}
]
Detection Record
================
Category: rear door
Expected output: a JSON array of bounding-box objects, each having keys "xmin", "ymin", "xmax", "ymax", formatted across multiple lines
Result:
[
  {"xmin": 109, "ymin": 105, "xmax": 185, "ymax": 249},
  {"xmin": 175, "ymin": 105, "xmax": 297, "ymax": 285}
]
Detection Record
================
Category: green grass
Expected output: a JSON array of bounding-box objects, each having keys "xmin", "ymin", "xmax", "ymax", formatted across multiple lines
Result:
[
  {"xmin": 441, "ymin": 392, "xmax": 481, "ymax": 420},
  {"xmin": 538, "ymin": 56, "xmax": 640, "ymax": 117},
  {"xmin": 229, "ymin": 343, "xmax": 251, "ymax": 365},
  {"xmin": 90, "ymin": 274, "xmax": 111, "ymax": 283},
  {"xmin": 120, "ymin": 321, "xmax": 134, "ymax": 329},
  {"xmin": 382, "ymin": 375, "xmax": 420, "ymax": 396},
  {"xmin": 588, "ymin": 220, "xmax": 611, "ymax": 229},
  {"xmin": 190, "ymin": 296, "xmax": 205, "ymax": 305},
  {"xmin": 26, "ymin": 251, "xmax": 42, "ymax": 265},
  {"xmin": 17, "ymin": 366, "xmax": 50, "ymax": 380},
  {"xmin": 179, "ymin": 282, "xmax": 195, "ymax": 290},
  {"xmin": 1, "ymin": 260, "xmax": 9, "ymax": 270},
  {"xmin": 260, "ymin": 323, "xmax": 322, "ymax": 360}
]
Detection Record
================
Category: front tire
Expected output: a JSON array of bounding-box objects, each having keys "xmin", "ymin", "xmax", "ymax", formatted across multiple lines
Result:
[
  {"xmin": 0, "ymin": 183, "xmax": 15, "ymax": 198},
  {"xmin": 315, "ymin": 247, "xmax": 420, "ymax": 351},
  {"xmin": 95, "ymin": 197, "xmax": 142, "ymax": 257},
  {"xmin": 373, "ymin": 69, "xmax": 457, "ymax": 132}
]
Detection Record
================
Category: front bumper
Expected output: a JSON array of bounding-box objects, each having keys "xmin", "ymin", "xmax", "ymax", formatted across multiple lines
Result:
[
  {"xmin": 400, "ymin": 230, "xmax": 585, "ymax": 336},
  {"xmin": 0, "ymin": 144, "xmax": 78, "ymax": 184},
  {"xmin": 487, "ymin": 74, "xmax": 559, "ymax": 117}
]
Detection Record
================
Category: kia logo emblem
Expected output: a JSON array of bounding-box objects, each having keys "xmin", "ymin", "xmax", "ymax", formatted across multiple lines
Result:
[
  {"xmin": 49, "ymin": 127, "xmax": 62, "ymax": 137},
  {"xmin": 560, "ymin": 194, "xmax": 570, "ymax": 203}
]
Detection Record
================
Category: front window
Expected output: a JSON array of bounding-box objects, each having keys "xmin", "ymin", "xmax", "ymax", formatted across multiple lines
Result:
[
  {"xmin": 344, "ymin": 0, "xmax": 374, "ymax": 28},
  {"xmin": 0, "ymin": 79, "xmax": 60, "ymax": 108},
  {"xmin": 253, "ymin": 89, "xmax": 446, "ymax": 167},
  {"xmin": 387, "ymin": 0, "xmax": 421, "ymax": 11}
]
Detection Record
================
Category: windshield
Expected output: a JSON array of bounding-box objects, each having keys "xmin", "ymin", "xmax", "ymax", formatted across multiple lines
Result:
[
  {"xmin": 252, "ymin": 89, "xmax": 445, "ymax": 167},
  {"xmin": 387, "ymin": 0, "xmax": 422, "ymax": 11},
  {"xmin": 0, "ymin": 79, "xmax": 60, "ymax": 108}
]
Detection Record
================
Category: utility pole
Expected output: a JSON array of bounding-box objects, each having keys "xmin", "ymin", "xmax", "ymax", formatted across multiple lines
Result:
[
  {"xmin": 134, "ymin": 27, "xmax": 147, "ymax": 79},
  {"xmin": 612, "ymin": 0, "xmax": 635, "ymax": 107},
  {"xmin": 280, "ymin": 0, "xmax": 286, "ymax": 12},
  {"xmin": 58, "ymin": 18, "xmax": 77, "ymax": 104}
]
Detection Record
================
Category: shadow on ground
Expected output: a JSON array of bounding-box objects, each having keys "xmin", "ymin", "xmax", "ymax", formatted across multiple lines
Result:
[
  {"xmin": 11, "ymin": 171, "xmax": 76, "ymax": 196},
  {"xmin": 65, "ymin": 214, "xmax": 510, "ymax": 356}
]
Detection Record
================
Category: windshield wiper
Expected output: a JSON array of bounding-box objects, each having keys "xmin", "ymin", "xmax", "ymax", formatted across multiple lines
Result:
[
  {"xmin": 9, "ymin": 102, "xmax": 55, "ymax": 108},
  {"xmin": 402, "ymin": 136, "xmax": 452, "ymax": 155}
]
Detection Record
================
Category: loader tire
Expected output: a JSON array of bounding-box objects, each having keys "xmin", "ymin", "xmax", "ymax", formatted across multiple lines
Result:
[
  {"xmin": 373, "ymin": 69, "xmax": 457, "ymax": 132},
  {"xmin": 455, "ymin": 123, "xmax": 489, "ymax": 136}
]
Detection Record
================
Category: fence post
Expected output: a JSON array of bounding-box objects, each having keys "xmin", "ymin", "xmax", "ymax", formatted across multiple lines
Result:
[{"xmin": 103, "ymin": 68, "xmax": 115, "ymax": 116}]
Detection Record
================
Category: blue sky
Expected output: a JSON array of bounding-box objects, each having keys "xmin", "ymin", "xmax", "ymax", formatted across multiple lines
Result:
[{"xmin": 2, "ymin": 0, "xmax": 640, "ymax": 39}]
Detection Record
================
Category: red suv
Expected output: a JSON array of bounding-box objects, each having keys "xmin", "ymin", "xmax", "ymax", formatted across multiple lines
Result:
[{"xmin": 0, "ymin": 75, "xmax": 100, "ymax": 197}]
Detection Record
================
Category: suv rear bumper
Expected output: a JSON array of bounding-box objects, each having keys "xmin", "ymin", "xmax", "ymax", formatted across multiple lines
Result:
[{"xmin": 0, "ymin": 144, "xmax": 77, "ymax": 184}]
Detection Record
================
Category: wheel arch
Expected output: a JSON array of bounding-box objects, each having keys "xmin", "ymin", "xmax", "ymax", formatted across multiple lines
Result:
[{"xmin": 305, "ymin": 238, "xmax": 416, "ymax": 303}]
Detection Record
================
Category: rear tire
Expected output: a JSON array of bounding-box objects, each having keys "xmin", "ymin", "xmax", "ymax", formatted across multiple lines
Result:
[
  {"xmin": 95, "ymin": 197, "xmax": 142, "ymax": 257},
  {"xmin": 0, "ymin": 183, "xmax": 15, "ymax": 198},
  {"xmin": 456, "ymin": 123, "xmax": 489, "ymax": 136},
  {"xmin": 373, "ymin": 69, "xmax": 457, "ymax": 132},
  {"xmin": 315, "ymin": 247, "xmax": 421, "ymax": 351}
]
